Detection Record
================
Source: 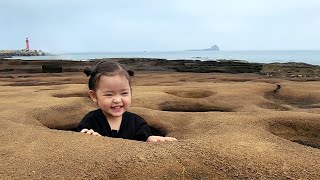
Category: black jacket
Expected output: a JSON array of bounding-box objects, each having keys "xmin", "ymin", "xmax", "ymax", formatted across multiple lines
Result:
[{"xmin": 77, "ymin": 109, "xmax": 152, "ymax": 141}]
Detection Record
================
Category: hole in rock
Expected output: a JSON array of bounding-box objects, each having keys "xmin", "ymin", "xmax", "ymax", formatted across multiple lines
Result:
[
  {"xmin": 59, "ymin": 123, "xmax": 168, "ymax": 138},
  {"xmin": 149, "ymin": 126, "xmax": 167, "ymax": 137},
  {"xmin": 160, "ymin": 101, "xmax": 231, "ymax": 112},
  {"xmin": 33, "ymin": 104, "xmax": 168, "ymax": 138},
  {"xmin": 257, "ymin": 102, "xmax": 291, "ymax": 111},
  {"xmin": 165, "ymin": 89, "xmax": 214, "ymax": 98},
  {"xmin": 8, "ymin": 81, "xmax": 68, "ymax": 86},
  {"xmin": 269, "ymin": 121, "xmax": 320, "ymax": 149},
  {"xmin": 60, "ymin": 125, "xmax": 167, "ymax": 137},
  {"xmin": 265, "ymin": 85, "xmax": 320, "ymax": 109},
  {"xmin": 53, "ymin": 92, "xmax": 88, "ymax": 98}
]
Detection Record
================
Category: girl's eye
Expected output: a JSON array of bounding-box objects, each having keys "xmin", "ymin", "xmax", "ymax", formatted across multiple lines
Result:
[
  {"xmin": 122, "ymin": 92, "xmax": 129, "ymax": 95},
  {"xmin": 104, "ymin": 94, "xmax": 113, "ymax": 97}
]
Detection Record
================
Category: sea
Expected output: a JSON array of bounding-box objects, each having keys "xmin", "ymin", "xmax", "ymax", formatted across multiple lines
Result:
[{"xmin": 7, "ymin": 50, "xmax": 320, "ymax": 65}]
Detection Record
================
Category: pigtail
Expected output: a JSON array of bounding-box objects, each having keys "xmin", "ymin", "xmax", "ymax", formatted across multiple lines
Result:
[
  {"xmin": 127, "ymin": 70, "xmax": 134, "ymax": 77},
  {"xmin": 83, "ymin": 67, "xmax": 94, "ymax": 77}
]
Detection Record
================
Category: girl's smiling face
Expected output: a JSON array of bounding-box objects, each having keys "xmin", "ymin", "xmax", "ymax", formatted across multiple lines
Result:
[{"xmin": 89, "ymin": 75, "xmax": 132, "ymax": 119}]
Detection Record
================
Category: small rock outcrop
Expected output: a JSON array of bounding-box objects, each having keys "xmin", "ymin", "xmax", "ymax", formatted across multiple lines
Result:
[
  {"xmin": 187, "ymin": 45, "xmax": 220, "ymax": 51},
  {"xmin": 0, "ymin": 49, "xmax": 47, "ymax": 58},
  {"xmin": 204, "ymin": 45, "xmax": 219, "ymax": 51}
]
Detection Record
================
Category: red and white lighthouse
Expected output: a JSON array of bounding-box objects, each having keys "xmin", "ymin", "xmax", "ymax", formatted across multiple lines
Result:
[{"xmin": 25, "ymin": 38, "xmax": 29, "ymax": 51}]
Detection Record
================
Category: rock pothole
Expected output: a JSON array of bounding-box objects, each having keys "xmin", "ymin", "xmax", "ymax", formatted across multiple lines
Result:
[
  {"xmin": 32, "ymin": 103, "xmax": 168, "ymax": 138},
  {"xmin": 52, "ymin": 92, "xmax": 88, "ymax": 98},
  {"xmin": 269, "ymin": 121, "xmax": 320, "ymax": 149},
  {"xmin": 265, "ymin": 84, "xmax": 320, "ymax": 109},
  {"xmin": 64, "ymin": 124, "xmax": 167, "ymax": 137},
  {"xmin": 257, "ymin": 102, "xmax": 291, "ymax": 111},
  {"xmin": 7, "ymin": 81, "xmax": 67, "ymax": 86},
  {"xmin": 165, "ymin": 89, "xmax": 215, "ymax": 98},
  {"xmin": 160, "ymin": 101, "xmax": 232, "ymax": 112}
]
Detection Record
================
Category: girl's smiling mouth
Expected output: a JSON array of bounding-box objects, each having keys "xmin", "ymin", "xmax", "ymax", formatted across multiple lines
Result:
[{"xmin": 111, "ymin": 106, "xmax": 123, "ymax": 112}]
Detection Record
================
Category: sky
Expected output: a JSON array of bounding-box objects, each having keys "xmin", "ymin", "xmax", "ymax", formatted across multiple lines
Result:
[{"xmin": 0, "ymin": 0, "xmax": 320, "ymax": 53}]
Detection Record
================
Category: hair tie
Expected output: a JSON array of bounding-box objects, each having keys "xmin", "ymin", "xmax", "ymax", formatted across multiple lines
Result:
[{"xmin": 83, "ymin": 67, "xmax": 94, "ymax": 77}]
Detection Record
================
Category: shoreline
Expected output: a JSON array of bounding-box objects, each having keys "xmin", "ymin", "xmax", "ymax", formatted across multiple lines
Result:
[
  {"xmin": 2, "ymin": 49, "xmax": 320, "ymax": 66},
  {"xmin": 1, "ymin": 58, "xmax": 320, "ymax": 79}
]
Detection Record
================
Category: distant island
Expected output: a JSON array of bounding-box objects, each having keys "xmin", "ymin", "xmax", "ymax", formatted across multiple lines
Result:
[{"xmin": 186, "ymin": 45, "xmax": 220, "ymax": 51}]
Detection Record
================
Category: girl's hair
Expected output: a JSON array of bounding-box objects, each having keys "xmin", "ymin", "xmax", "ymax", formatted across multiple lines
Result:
[{"xmin": 83, "ymin": 61, "xmax": 134, "ymax": 91}]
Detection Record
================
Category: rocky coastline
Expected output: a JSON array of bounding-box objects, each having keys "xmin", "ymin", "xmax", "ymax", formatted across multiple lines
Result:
[
  {"xmin": 0, "ymin": 49, "xmax": 47, "ymax": 58},
  {"xmin": 1, "ymin": 58, "xmax": 319, "ymax": 79}
]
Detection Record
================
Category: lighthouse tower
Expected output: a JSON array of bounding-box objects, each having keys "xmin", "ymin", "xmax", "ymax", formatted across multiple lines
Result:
[{"xmin": 25, "ymin": 38, "xmax": 29, "ymax": 51}]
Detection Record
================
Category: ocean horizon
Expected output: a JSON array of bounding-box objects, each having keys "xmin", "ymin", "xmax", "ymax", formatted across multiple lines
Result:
[{"xmin": 7, "ymin": 50, "xmax": 320, "ymax": 65}]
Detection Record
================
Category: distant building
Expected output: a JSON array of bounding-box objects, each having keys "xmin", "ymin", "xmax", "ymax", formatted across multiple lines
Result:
[{"xmin": 26, "ymin": 38, "xmax": 30, "ymax": 51}]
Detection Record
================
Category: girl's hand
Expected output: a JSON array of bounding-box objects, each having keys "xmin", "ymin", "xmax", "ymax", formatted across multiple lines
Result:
[
  {"xmin": 146, "ymin": 135, "xmax": 177, "ymax": 143},
  {"xmin": 80, "ymin": 128, "xmax": 102, "ymax": 136}
]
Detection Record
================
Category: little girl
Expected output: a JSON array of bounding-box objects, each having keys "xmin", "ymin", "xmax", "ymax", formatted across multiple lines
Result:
[{"xmin": 77, "ymin": 61, "xmax": 177, "ymax": 142}]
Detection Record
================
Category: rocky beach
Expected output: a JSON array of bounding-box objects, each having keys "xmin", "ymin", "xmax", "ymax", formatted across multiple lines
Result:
[{"xmin": 1, "ymin": 58, "xmax": 320, "ymax": 179}]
